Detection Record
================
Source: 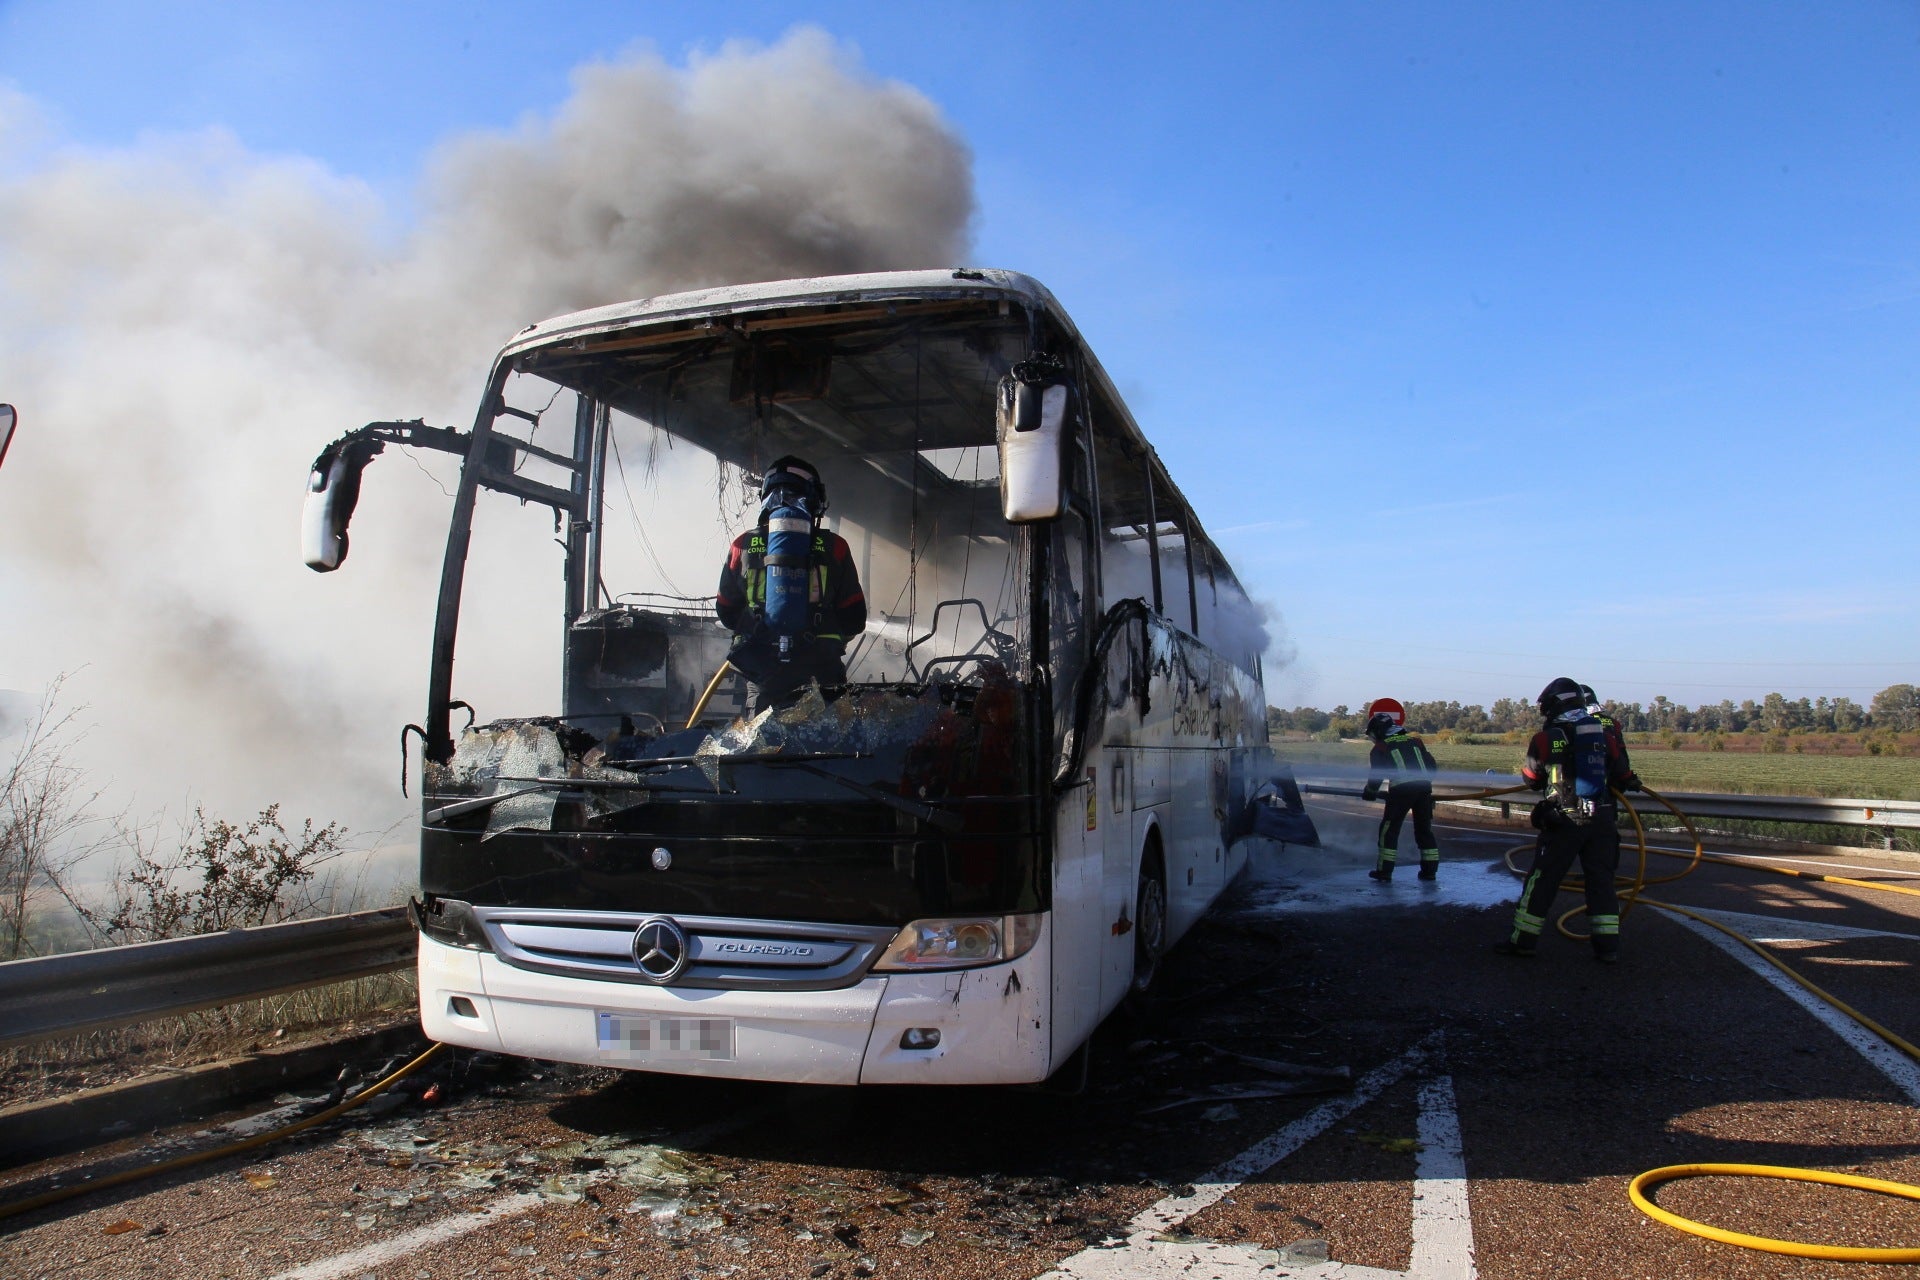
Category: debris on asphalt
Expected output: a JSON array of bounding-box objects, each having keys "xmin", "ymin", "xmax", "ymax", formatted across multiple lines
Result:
[
  {"xmin": 1277, "ymin": 1237, "xmax": 1330, "ymax": 1265},
  {"xmin": 1355, "ymin": 1131, "xmax": 1423, "ymax": 1154}
]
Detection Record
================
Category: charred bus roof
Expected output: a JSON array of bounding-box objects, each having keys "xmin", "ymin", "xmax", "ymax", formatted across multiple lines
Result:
[{"xmin": 498, "ymin": 268, "xmax": 1069, "ymax": 355}]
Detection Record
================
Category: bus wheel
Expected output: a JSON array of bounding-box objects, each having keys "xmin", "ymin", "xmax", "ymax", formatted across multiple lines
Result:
[{"xmin": 1131, "ymin": 855, "xmax": 1167, "ymax": 997}]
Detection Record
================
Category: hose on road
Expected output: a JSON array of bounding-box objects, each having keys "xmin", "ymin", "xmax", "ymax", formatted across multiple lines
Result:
[
  {"xmin": 0, "ymin": 1041, "xmax": 446, "ymax": 1222},
  {"xmin": 1628, "ymin": 1163, "xmax": 1920, "ymax": 1264}
]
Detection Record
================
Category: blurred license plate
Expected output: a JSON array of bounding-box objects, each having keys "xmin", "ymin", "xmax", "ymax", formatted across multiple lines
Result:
[{"xmin": 596, "ymin": 1012, "xmax": 734, "ymax": 1061}]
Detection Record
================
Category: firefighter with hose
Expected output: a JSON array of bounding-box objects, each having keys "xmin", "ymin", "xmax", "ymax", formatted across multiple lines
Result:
[
  {"xmin": 1496, "ymin": 676, "xmax": 1642, "ymax": 961},
  {"xmin": 715, "ymin": 455, "xmax": 867, "ymax": 711},
  {"xmin": 1361, "ymin": 702, "xmax": 1441, "ymax": 881}
]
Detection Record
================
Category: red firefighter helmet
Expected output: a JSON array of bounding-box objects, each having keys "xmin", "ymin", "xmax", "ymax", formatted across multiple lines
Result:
[{"xmin": 1365, "ymin": 697, "xmax": 1405, "ymax": 728}]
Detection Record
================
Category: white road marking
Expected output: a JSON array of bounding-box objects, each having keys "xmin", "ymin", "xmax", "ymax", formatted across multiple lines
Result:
[
  {"xmin": 1410, "ymin": 1076, "xmax": 1475, "ymax": 1280},
  {"xmin": 1036, "ymin": 1032, "xmax": 1476, "ymax": 1279},
  {"xmin": 264, "ymin": 1110, "xmax": 761, "ymax": 1280},
  {"xmin": 1671, "ymin": 913, "xmax": 1920, "ymax": 1106},
  {"xmin": 1675, "ymin": 904, "xmax": 1920, "ymax": 945},
  {"xmin": 266, "ymin": 1190, "xmax": 552, "ymax": 1280}
]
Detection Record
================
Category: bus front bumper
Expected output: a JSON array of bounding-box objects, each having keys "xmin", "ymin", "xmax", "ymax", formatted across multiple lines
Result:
[{"xmin": 418, "ymin": 931, "xmax": 1051, "ymax": 1086}]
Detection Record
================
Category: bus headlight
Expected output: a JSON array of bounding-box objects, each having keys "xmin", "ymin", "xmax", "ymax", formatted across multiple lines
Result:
[
  {"xmin": 412, "ymin": 897, "xmax": 493, "ymax": 952},
  {"xmin": 871, "ymin": 913, "xmax": 1042, "ymax": 971}
]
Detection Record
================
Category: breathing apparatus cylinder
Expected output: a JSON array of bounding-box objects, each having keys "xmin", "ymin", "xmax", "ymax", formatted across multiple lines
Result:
[{"xmin": 761, "ymin": 500, "xmax": 814, "ymax": 658}]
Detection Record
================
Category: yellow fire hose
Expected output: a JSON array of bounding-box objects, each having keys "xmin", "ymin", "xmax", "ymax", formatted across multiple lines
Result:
[
  {"xmin": 685, "ymin": 660, "xmax": 735, "ymax": 729},
  {"xmin": 1628, "ymin": 1165, "xmax": 1920, "ymax": 1264},
  {"xmin": 1488, "ymin": 782, "xmax": 1920, "ymax": 1259},
  {"xmin": 0, "ymin": 1042, "xmax": 446, "ymax": 1222},
  {"xmin": 1638, "ymin": 842, "xmax": 1920, "ymax": 898}
]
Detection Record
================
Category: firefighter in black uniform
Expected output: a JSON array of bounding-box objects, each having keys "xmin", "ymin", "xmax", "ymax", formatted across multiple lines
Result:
[
  {"xmin": 1511, "ymin": 682, "xmax": 1630, "ymax": 883},
  {"xmin": 1496, "ymin": 677, "xmax": 1641, "ymax": 961},
  {"xmin": 715, "ymin": 456, "xmax": 867, "ymax": 710},
  {"xmin": 1361, "ymin": 711, "xmax": 1441, "ymax": 881}
]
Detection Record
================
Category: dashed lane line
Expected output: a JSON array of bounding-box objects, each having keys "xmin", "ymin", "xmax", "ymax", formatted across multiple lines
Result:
[
  {"xmin": 1409, "ymin": 1076, "xmax": 1475, "ymax": 1280},
  {"xmin": 1036, "ymin": 1031, "xmax": 1476, "ymax": 1279},
  {"xmin": 263, "ymin": 1110, "xmax": 764, "ymax": 1280},
  {"xmin": 1677, "ymin": 904, "xmax": 1920, "ymax": 945},
  {"xmin": 267, "ymin": 1189, "xmax": 554, "ymax": 1280}
]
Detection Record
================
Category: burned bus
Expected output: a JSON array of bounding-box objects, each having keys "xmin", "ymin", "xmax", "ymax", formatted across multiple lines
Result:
[{"xmin": 304, "ymin": 269, "xmax": 1271, "ymax": 1085}]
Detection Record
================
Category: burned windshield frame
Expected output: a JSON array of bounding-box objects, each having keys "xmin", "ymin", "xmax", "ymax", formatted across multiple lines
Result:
[{"xmin": 424, "ymin": 303, "xmax": 1047, "ymax": 779}]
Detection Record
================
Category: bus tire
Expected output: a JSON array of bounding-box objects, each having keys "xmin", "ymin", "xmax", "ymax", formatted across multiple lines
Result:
[{"xmin": 1130, "ymin": 845, "xmax": 1167, "ymax": 999}]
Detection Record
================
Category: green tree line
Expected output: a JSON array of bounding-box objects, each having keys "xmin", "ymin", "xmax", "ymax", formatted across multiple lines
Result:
[{"xmin": 1270, "ymin": 684, "xmax": 1920, "ymax": 739}]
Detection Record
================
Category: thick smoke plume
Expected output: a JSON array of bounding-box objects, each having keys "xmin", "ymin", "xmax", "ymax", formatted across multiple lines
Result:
[{"xmin": 0, "ymin": 30, "xmax": 975, "ymax": 840}]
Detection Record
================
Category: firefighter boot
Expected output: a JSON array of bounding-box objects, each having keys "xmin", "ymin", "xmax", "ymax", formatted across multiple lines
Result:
[
  {"xmin": 1493, "ymin": 932, "xmax": 1537, "ymax": 958},
  {"xmin": 1368, "ymin": 849, "xmax": 1395, "ymax": 882},
  {"xmin": 1591, "ymin": 915, "xmax": 1621, "ymax": 963},
  {"xmin": 1417, "ymin": 850, "xmax": 1439, "ymax": 881}
]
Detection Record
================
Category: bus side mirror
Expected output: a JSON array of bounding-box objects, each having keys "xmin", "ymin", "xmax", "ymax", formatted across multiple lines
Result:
[
  {"xmin": 997, "ymin": 370, "xmax": 1071, "ymax": 523},
  {"xmin": 302, "ymin": 441, "xmax": 375, "ymax": 571},
  {"xmin": 0, "ymin": 405, "xmax": 16, "ymax": 474}
]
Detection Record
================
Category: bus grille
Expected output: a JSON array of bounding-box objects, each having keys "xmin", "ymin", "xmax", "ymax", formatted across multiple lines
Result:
[{"xmin": 470, "ymin": 907, "xmax": 899, "ymax": 992}]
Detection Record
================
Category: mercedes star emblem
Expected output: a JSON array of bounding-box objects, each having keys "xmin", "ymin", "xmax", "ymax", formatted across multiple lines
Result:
[
  {"xmin": 651, "ymin": 846, "xmax": 672, "ymax": 871},
  {"xmin": 632, "ymin": 916, "xmax": 690, "ymax": 983}
]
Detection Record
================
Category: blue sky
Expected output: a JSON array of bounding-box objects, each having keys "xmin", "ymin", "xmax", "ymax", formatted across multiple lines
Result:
[{"xmin": 5, "ymin": 0, "xmax": 1918, "ymax": 716}]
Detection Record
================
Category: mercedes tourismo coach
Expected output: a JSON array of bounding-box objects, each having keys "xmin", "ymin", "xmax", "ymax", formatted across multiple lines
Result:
[{"xmin": 304, "ymin": 269, "xmax": 1272, "ymax": 1085}]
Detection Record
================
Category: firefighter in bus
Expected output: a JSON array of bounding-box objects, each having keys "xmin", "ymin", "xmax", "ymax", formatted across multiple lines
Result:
[
  {"xmin": 715, "ymin": 455, "xmax": 867, "ymax": 711},
  {"xmin": 1496, "ymin": 676, "xmax": 1642, "ymax": 962},
  {"xmin": 1360, "ymin": 700, "xmax": 1441, "ymax": 881}
]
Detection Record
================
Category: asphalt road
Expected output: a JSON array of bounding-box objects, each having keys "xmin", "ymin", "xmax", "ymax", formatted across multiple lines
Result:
[{"xmin": 4, "ymin": 799, "xmax": 1919, "ymax": 1279}]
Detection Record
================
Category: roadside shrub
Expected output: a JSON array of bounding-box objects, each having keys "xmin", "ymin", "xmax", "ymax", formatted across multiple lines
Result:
[{"xmin": 84, "ymin": 804, "xmax": 349, "ymax": 944}]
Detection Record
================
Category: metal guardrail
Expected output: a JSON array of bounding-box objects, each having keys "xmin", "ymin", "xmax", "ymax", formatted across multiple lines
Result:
[
  {"xmin": 0, "ymin": 907, "xmax": 415, "ymax": 1051},
  {"xmin": 1301, "ymin": 779, "xmax": 1920, "ymax": 842},
  {"xmin": 1604, "ymin": 790, "xmax": 1920, "ymax": 831}
]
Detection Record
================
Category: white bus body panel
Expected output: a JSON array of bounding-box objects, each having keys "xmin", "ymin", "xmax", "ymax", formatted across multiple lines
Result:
[
  {"xmin": 419, "ymin": 922, "xmax": 1053, "ymax": 1086},
  {"xmin": 1048, "ymin": 776, "xmax": 1106, "ymax": 1065},
  {"xmin": 418, "ymin": 933, "xmax": 503, "ymax": 1051},
  {"xmin": 860, "ymin": 918, "xmax": 1052, "ymax": 1084}
]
